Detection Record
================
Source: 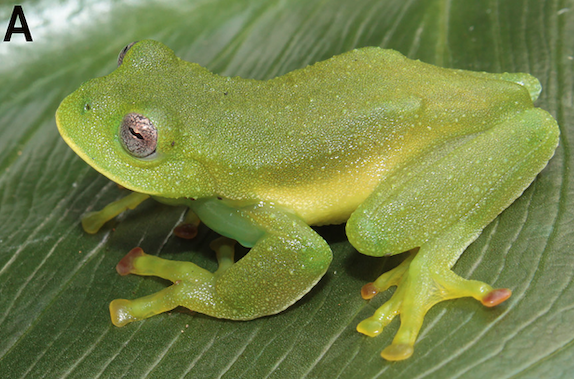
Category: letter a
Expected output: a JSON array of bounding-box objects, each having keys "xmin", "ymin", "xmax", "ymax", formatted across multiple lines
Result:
[{"xmin": 4, "ymin": 6, "xmax": 33, "ymax": 42}]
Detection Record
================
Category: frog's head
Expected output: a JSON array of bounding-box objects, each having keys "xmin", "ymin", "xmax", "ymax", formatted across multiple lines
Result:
[{"xmin": 56, "ymin": 40, "xmax": 215, "ymax": 198}]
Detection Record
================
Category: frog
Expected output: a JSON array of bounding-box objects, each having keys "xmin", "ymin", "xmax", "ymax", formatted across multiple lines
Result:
[{"xmin": 55, "ymin": 40, "xmax": 560, "ymax": 361}]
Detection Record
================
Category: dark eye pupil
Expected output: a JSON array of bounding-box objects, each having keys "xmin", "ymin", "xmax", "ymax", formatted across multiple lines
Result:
[{"xmin": 129, "ymin": 127, "xmax": 144, "ymax": 140}]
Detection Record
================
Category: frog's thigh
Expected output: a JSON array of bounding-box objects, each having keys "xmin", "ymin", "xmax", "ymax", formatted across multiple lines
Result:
[
  {"xmin": 347, "ymin": 108, "xmax": 559, "ymax": 259},
  {"xmin": 347, "ymin": 108, "xmax": 558, "ymax": 360},
  {"xmin": 210, "ymin": 204, "xmax": 333, "ymax": 318}
]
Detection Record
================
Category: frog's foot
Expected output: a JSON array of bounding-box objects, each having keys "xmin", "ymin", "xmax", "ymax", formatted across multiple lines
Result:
[
  {"xmin": 173, "ymin": 210, "xmax": 201, "ymax": 239},
  {"xmin": 357, "ymin": 250, "xmax": 511, "ymax": 361},
  {"xmin": 82, "ymin": 192, "xmax": 150, "ymax": 234},
  {"xmin": 110, "ymin": 237, "xmax": 236, "ymax": 327}
]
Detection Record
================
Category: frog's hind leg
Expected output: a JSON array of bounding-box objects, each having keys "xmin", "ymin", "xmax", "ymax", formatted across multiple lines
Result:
[
  {"xmin": 347, "ymin": 108, "xmax": 559, "ymax": 360},
  {"xmin": 355, "ymin": 227, "xmax": 512, "ymax": 361}
]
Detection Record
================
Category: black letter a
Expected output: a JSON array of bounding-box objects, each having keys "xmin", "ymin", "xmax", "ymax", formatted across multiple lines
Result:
[{"xmin": 4, "ymin": 6, "xmax": 33, "ymax": 42}]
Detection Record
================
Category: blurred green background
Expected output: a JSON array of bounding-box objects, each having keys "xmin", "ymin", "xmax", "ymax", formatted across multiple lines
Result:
[{"xmin": 0, "ymin": 0, "xmax": 572, "ymax": 378}]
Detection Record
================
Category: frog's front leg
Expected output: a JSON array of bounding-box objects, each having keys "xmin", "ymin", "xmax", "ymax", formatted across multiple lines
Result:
[
  {"xmin": 82, "ymin": 192, "xmax": 150, "ymax": 233},
  {"xmin": 109, "ymin": 199, "xmax": 333, "ymax": 325},
  {"xmin": 347, "ymin": 108, "xmax": 559, "ymax": 360},
  {"xmin": 82, "ymin": 191, "xmax": 201, "ymax": 238}
]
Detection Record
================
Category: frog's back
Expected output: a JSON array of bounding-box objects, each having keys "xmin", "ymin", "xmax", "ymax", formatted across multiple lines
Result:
[
  {"xmin": 272, "ymin": 47, "xmax": 534, "ymax": 131},
  {"xmin": 192, "ymin": 47, "xmax": 537, "ymax": 225},
  {"xmin": 203, "ymin": 47, "xmax": 534, "ymax": 170}
]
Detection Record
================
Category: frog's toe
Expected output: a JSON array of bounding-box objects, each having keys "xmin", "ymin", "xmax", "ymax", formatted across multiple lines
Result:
[
  {"xmin": 81, "ymin": 211, "xmax": 106, "ymax": 234},
  {"xmin": 109, "ymin": 299, "xmax": 136, "ymax": 327},
  {"xmin": 481, "ymin": 288, "xmax": 512, "ymax": 307},
  {"xmin": 81, "ymin": 192, "xmax": 150, "ymax": 234},
  {"xmin": 357, "ymin": 286, "xmax": 422, "ymax": 361},
  {"xmin": 361, "ymin": 249, "xmax": 417, "ymax": 300},
  {"xmin": 109, "ymin": 285, "xmax": 183, "ymax": 327},
  {"xmin": 116, "ymin": 247, "xmax": 145, "ymax": 276},
  {"xmin": 210, "ymin": 237, "xmax": 236, "ymax": 275},
  {"xmin": 357, "ymin": 317, "xmax": 384, "ymax": 337},
  {"xmin": 173, "ymin": 209, "xmax": 201, "ymax": 239},
  {"xmin": 173, "ymin": 222, "xmax": 198, "ymax": 239},
  {"xmin": 357, "ymin": 293, "xmax": 401, "ymax": 337},
  {"xmin": 381, "ymin": 343, "xmax": 414, "ymax": 361},
  {"xmin": 360, "ymin": 282, "xmax": 379, "ymax": 299}
]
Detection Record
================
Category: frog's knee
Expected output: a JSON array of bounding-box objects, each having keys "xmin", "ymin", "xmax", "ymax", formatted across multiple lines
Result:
[
  {"xmin": 346, "ymin": 215, "xmax": 395, "ymax": 257},
  {"xmin": 516, "ymin": 108, "xmax": 559, "ymax": 150}
]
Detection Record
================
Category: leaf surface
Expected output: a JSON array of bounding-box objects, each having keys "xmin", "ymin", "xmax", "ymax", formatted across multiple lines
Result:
[{"xmin": 0, "ymin": 1, "xmax": 572, "ymax": 378}]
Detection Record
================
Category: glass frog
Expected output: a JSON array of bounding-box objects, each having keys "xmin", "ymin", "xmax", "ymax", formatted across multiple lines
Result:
[{"xmin": 55, "ymin": 40, "xmax": 559, "ymax": 361}]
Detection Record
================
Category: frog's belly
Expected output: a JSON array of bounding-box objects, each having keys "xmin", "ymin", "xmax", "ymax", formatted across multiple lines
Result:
[{"xmin": 255, "ymin": 168, "xmax": 384, "ymax": 226}]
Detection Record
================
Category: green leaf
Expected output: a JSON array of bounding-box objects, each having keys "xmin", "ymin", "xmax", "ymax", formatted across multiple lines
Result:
[{"xmin": 1, "ymin": 0, "xmax": 572, "ymax": 378}]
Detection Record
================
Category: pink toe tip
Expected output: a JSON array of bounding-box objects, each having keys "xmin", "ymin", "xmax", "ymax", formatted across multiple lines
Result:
[
  {"xmin": 482, "ymin": 288, "xmax": 512, "ymax": 307},
  {"xmin": 173, "ymin": 223, "xmax": 198, "ymax": 240},
  {"xmin": 361, "ymin": 282, "xmax": 379, "ymax": 300},
  {"xmin": 116, "ymin": 247, "xmax": 145, "ymax": 276}
]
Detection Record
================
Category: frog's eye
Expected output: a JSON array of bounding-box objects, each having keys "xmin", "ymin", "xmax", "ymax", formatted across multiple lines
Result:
[
  {"xmin": 117, "ymin": 41, "xmax": 138, "ymax": 66},
  {"xmin": 120, "ymin": 113, "xmax": 157, "ymax": 158}
]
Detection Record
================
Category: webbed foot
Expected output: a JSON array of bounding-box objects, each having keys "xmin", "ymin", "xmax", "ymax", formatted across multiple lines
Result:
[{"xmin": 357, "ymin": 249, "xmax": 511, "ymax": 361}]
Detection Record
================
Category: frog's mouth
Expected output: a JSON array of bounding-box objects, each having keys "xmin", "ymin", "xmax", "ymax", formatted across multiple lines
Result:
[
  {"xmin": 56, "ymin": 108, "xmax": 76, "ymax": 152},
  {"xmin": 56, "ymin": 102, "xmax": 126, "ymax": 189},
  {"xmin": 55, "ymin": 100, "xmax": 87, "ymax": 163}
]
